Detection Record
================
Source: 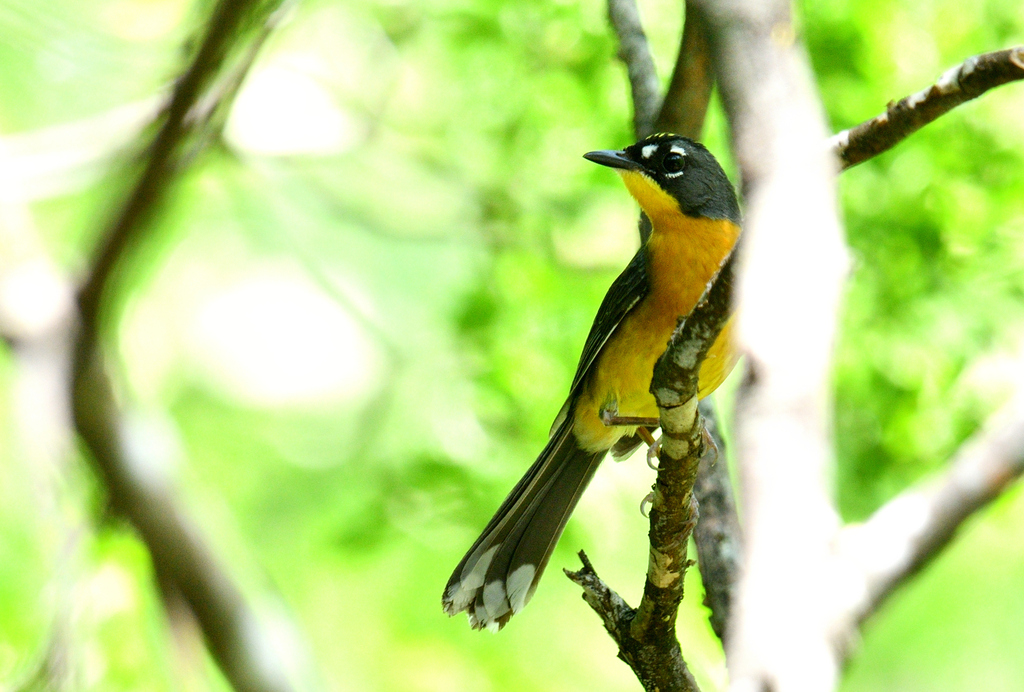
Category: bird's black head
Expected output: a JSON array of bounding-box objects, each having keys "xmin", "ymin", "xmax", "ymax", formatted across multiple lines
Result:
[{"xmin": 584, "ymin": 133, "xmax": 740, "ymax": 225}]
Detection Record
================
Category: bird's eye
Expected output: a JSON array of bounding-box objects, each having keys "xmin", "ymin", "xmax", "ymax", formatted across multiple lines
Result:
[{"xmin": 662, "ymin": 152, "xmax": 684, "ymax": 173}]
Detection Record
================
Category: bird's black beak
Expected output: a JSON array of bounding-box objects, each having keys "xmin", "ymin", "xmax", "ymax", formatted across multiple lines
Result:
[{"xmin": 583, "ymin": 149, "xmax": 641, "ymax": 170}]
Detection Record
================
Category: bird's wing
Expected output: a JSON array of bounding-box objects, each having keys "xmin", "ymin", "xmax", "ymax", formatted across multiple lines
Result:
[{"xmin": 549, "ymin": 245, "xmax": 650, "ymax": 434}]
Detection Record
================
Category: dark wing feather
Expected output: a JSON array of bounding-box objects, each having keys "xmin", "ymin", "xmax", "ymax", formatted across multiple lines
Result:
[
  {"xmin": 568, "ymin": 244, "xmax": 649, "ymax": 394},
  {"xmin": 549, "ymin": 245, "xmax": 649, "ymax": 434}
]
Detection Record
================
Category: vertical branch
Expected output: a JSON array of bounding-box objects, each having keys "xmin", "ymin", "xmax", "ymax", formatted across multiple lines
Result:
[
  {"xmin": 598, "ymin": 0, "xmax": 1023, "ymax": 684},
  {"xmin": 566, "ymin": 253, "xmax": 736, "ymax": 692},
  {"xmin": 606, "ymin": 0, "xmax": 662, "ymax": 139},
  {"xmin": 695, "ymin": 0, "xmax": 849, "ymax": 689},
  {"xmin": 0, "ymin": 143, "xmax": 83, "ymax": 690},
  {"xmin": 656, "ymin": 0, "xmax": 739, "ymax": 643},
  {"xmin": 693, "ymin": 398, "xmax": 740, "ymax": 644},
  {"xmin": 644, "ymin": 252, "xmax": 737, "ymax": 643},
  {"xmin": 73, "ymin": 355, "xmax": 300, "ymax": 692},
  {"xmin": 654, "ymin": 0, "xmax": 714, "ymax": 140}
]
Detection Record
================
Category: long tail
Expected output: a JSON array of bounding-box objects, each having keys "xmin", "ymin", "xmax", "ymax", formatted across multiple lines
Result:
[{"xmin": 442, "ymin": 417, "xmax": 606, "ymax": 630}]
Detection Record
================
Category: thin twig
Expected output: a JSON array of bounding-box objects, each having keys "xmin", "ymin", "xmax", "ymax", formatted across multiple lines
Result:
[
  {"xmin": 653, "ymin": 0, "xmax": 714, "ymax": 140},
  {"xmin": 606, "ymin": 0, "xmax": 662, "ymax": 139},
  {"xmin": 831, "ymin": 46, "xmax": 1024, "ymax": 169},
  {"xmin": 564, "ymin": 551, "xmax": 636, "ymax": 636}
]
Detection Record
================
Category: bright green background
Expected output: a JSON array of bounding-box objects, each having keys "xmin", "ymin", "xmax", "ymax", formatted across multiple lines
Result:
[{"xmin": 1, "ymin": 0, "xmax": 1023, "ymax": 690}]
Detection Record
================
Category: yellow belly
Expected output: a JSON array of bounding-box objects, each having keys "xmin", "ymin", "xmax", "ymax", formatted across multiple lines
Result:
[
  {"xmin": 572, "ymin": 314, "xmax": 737, "ymax": 453},
  {"xmin": 695, "ymin": 317, "xmax": 737, "ymax": 399}
]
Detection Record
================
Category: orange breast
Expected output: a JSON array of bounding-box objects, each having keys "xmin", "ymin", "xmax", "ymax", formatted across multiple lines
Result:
[{"xmin": 572, "ymin": 216, "xmax": 739, "ymax": 453}]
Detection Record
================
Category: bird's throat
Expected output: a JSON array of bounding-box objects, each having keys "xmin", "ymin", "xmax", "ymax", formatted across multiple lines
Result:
[{"xmin": 618, "ymin": 170, "xmax": 681, "ymax": 227}]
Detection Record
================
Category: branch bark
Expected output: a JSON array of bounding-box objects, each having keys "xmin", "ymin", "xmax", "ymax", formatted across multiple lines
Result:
[
  {"xmin": 566, "ymin": 551, "xmax": 701, "ymax": 692},
  {"xmin": 831, "ymin": 46, "xmax": 1024, "ymax": 169},
  {"xmin": 602, "ymin": 0, "xmax": 744, "ymax": 651},
  {"xmin": 693, "ymin": 398, "xmax": 740, "ymax": 645},
  {"xmin": 606, "ymin": 0, "xmax": 662, "ymax": 139},
  {"xmin": 653, "ymin": 0, "xmax": 714, "ymax": 140}
]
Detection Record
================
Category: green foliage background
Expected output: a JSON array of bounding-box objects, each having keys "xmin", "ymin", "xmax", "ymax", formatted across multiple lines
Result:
[{"xmin": 1, "ymin": 0, "xmax": 1023, "ymax": 689}]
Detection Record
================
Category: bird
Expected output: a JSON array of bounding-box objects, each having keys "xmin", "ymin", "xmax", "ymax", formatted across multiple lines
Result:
[{"xmin": 442, "ymin": 133, "xmax": 742, "ymax": 631}]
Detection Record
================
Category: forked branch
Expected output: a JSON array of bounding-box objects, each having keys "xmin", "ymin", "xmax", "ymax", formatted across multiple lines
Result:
[{"xmin": 584, "ymin": 7, "xmax": 1024, "ymax": 692}]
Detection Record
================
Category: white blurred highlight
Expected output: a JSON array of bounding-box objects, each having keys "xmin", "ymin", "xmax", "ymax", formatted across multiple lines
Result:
[
  {"xmin": 225, "ymin": 62, "xmax": 362, "ymax": 156},
  {"xmin": 188, "ymin": 270, "xmax": 383, "ymax": 406}
]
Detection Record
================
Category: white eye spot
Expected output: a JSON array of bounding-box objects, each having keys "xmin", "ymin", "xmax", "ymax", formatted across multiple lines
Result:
[
  {"xmin": 669, "ymin": 145, "xmax": 687, "ymax": 157},
  {"xmin": 641, "ymin": 144, "xmax": 658, "ymax": 159}
]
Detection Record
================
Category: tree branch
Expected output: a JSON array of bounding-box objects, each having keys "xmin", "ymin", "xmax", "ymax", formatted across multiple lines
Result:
[
  {"xmin": 77, "ymin": 0, "xmax": 280, "ymax": 327},
  {"xmin": 654, "ymin": 2, "xmax": 741, "ymax": 643},
  {"xmin": 693, "ymin": 398, "xmax": 740, "ymax": 645},
  {"xmin": 67, "ymin": 2, "xmax": 309, "ymax": 691},
  {"xmin": 0, "ymin": 159, "xmax": 83, "ymax": 691},
  {"xmin": 592, "ymin": 8, "xmax": 1024, "ymax": 691},
  {"xmin": 644, "ymin": 252, "xmax": 736, "ymax": 629},
  {"xmin": 694, "ymin": 0, "xmax": 850, "ymax": 689},
  {"xmin": 831, "ymin": 46, "xmax": 1024, "ymax": 170},
  {"xmin": 74, "ymin": 354, "xmax": 303, "ymax": 692},
  {"xmin": 833, "ymin": 381, "xmax": 1024, "ymax": 638},
  {"xmin": 653, "ymin": 0, "xmax": 714, "ymax": 140},
  {"xmin": 605, "ymin": 0, "xmax": 662, "ymax": 139},
  {"xmin": 565, "ymin": 552, "xmax": 701, "ymax": 692}
]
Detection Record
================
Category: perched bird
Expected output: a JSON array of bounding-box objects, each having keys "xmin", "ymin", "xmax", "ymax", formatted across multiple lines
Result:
[{"xmin": 443, "ymin": 133, "xmax": 742, "ymax": 631}]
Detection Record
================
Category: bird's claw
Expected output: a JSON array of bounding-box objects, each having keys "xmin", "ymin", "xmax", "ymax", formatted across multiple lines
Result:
[
  {"xmin": 640, "ymin": 491, "xmax": 654, "ymax": 518},
  {"xmin": 646, "ymin": 436, "xmax": 662, "ymax": 470}
]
